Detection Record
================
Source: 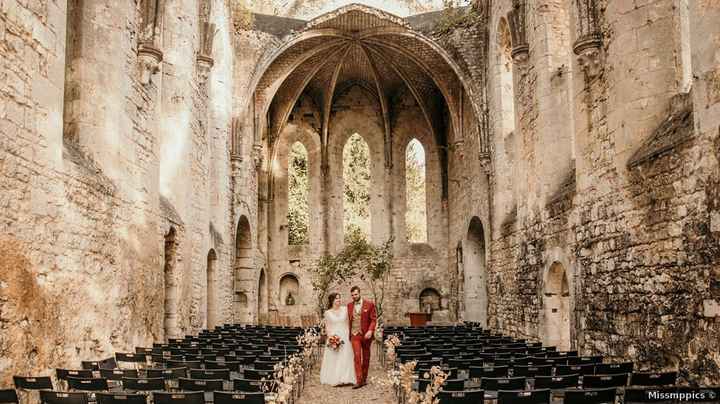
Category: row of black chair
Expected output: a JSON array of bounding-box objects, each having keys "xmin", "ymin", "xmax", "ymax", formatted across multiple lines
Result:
[{"xmin": 2, "ymin": 389, "xmax": 264, "ymax": 404}]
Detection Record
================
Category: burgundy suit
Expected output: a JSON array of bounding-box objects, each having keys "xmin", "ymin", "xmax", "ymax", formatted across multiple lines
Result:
[{"xmin": 347, "ymin": 299, "xmax": 377, "ymax": 385}]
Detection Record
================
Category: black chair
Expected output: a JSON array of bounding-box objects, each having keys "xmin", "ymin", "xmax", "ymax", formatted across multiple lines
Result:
[
  {"xmin": 146, "ymin": 368, "xmax": 187, "ymax": 380},
  {"xmin": 583, "ymin": 374, "xmax": 629, "ymax": 389},
  {"xmin": 231, "ymin": 379, "xmax": 263, "ymax": 393},
  {"xmin": 629, "ymin": 371, "xmax": 677, "ymax": 386},
  {"xmin": 67, "ymin": 377, "xmax": 109, "ymax": 392},
  {"xmin": 189, "ymin": 369, "xmax": 230, "ymax": 380},
  {"xmin": 0, "ymin": 389, "xmax": 18, "ymax": 404},
  {"xmin": 437, "ymin": 389, "xmax": 484, "ymax": 404},
  {"xmin": 152, "ymin": 392, "xmax": 204, "ymax": 404},
  {"xmin": 13, "ymin": 376, "xmax": 54, "ymax": 390},
  {"xmin": 469, "ymin": 366, "xmax": 508, "ymax": 382},
  {"xmin": 213, "ymin": 392, "xmax": 265, "ymax": 404},
  {"xmin": 121, "ymin": 377, "xmax": 166, "ymax": 391},
  {"xmin": 115, "ymin": 353, "xmax": 147, "ymax": 364},
  {"xmin": 57, "ymin": 370, "xmax": 95, "ymax": 381},
  {"xmin": 242, "ymin": 369, "xmax": 271, "ymax": 381},
  {"xmin": 497, "ymin": 389, "xmax": 551, "ymax": 404},
  {"xmin": 252, "ymin": 361, "xmax": 275, "ymax": 371},
  {"xmin": 100, "ymin": 369, "xmax": 139, "ymax": 380},
  {"xmin": 554, "ymin": 364, "xmax": 595, "ymax": 376},
  {"xmin": 178, "ymin": 378, "xmax": 224, "ymax": 392},
  {"xmin": 564, "ymin": 388, "xmax": 617, "ymax": 404},
  {"xmin": 595, "ymin": 363, "xmax": 633, "ymax": 375},
  {"xmin": 39, "ymin": 391, "xmax": 89, "ymax": 404},
  {"xmin": 442, "ymin": 379, "xmax": 466, "ymax": 391},
  {"xmin": 512, "ymin": 365, "xmax": 552, "ymax": 378},
  {"xmin": 482, "ymin": 377, "xmax": 527, "ymax": 391},
  {"xmin": 624, "ymin": 387, "xmax": 677, "ymax": 404},
  {"xmin": 96, "ymin": 393, "xmax": 148, "ymax": 404},
  {"xmin": 533, "ymin": 374, "xmax": 580, "ymax": 390},
  {"xmin": 81, "ymin": 361, "xmax": 101, "ymax": 371}
]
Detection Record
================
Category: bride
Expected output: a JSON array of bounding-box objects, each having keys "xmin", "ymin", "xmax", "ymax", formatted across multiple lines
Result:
[{"xmin": 319, "ymin": 292, "xmax": 357, "ymax": 386}]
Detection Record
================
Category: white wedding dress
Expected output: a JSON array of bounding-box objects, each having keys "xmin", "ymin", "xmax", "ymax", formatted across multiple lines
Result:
[{"xmin": 319, "ymin": 308, "xmax": 357, "ymax": 386}]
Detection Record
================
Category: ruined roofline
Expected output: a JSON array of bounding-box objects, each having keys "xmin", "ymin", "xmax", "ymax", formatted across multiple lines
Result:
[
  {"xmin": 250, "ymin": 4, "xmax": 470, "ymax": 37},
  {"xmin": 304, "ymin": 3, "xmax": 411, "ymax": 30}
]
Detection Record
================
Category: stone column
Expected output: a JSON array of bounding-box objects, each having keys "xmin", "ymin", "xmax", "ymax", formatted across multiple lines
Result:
[{"xmin": 63, "ymin": 1, "xmax": 151, "ymax": 178}]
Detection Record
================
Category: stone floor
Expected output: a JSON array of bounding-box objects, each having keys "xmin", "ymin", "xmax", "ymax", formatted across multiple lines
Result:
[{"xmin": 297, "ymin": 347, "xmax": 395, "ymax": 404}]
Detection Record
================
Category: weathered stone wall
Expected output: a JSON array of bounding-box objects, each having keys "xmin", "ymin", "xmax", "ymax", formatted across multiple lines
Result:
[
  {"xmin": 0, "ymin": 0, "xmax": 240, "ymax": 384},
  {"xmin": 480, "ymin": 0, "xmax": 720, "ymax": 384}
]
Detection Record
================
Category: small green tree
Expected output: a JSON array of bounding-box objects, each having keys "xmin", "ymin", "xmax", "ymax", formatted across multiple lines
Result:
[{"xmin": 309, "ymin": 231, "xmax": 394, "ymax": 321}]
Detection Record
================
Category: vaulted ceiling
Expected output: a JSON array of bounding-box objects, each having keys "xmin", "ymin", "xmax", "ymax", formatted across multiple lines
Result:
[{"xmin": 251, "ymin": 4, "xmax": 477, "ymax": 174}]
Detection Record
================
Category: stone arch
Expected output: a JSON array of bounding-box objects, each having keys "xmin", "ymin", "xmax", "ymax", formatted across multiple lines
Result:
[
  {"xmin": 243, "ymin": 4, "xmax": 487, "ymax": 176},
  {"xmin": 464, "ymin": 216, "xmax": 487, "ymax": 326},
  {"xmin": 419, "ymin": 288, "xmax": 442, "ymax": 312},
  {"xmin": 257, "ymin": 267, "xmax": 267, "ymax": 323},
  {"xmin": 542, "ymin": 261, "xmax": 572, "ymax": 351},
  {"xmin": 279, "ymin": 273, "xmax": 300, "ymax": 306},
  {"xmin": 206, "ymin": 248, "xmax": 218, "ymax": 329},
  {"xmin": 163, "ymin": 226, "xmax": 178, "ymax": 340},
  {"xmin": 234, "ymin": 215, "xmax": 252, "ymax": 322},
  {"xmin": 405, "ymin": 138, "xmax": 427, "ymax": 243}
]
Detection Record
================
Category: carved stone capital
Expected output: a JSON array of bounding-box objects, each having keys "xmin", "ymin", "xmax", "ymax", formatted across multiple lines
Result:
[
  {"xmin": 511, "ymin": 45, "xmax": 529, "ymax": 63},
  {"xmin": 575, "ymin": 41, "xmax": 603, "ymax": 78},
  {"xmin": 138, "ymin": 42, "xmax": 163, "ymax": 85},
  {"xmin": 508, "ymin": 0, "xmax": 528, "ymax": 63},
  {"xmin": 573, "ymin": 0, "xmax": 603, "ymax": 78},
  {"xmin": 196, "ymin": 54, "xmax": 214, "ymax": 84},
  {"xmin": 479, "ymin": 152, "xmax": 492, "ymax": 175},
  {"xmin": 252, "ymin": 143, "xmax": 264, "ymax": 169}
]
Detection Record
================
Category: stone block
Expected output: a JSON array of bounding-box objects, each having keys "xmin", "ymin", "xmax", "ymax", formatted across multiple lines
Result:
[{"xmin": 703, "ymin": 299, "xmax": 720, "ymax": 318}]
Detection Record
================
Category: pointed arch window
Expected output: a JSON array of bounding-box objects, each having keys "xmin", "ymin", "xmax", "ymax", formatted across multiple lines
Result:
[
  {"xmin": 343, "ymin": 133, "xmax": 371, "ymax": 241},
  {"xmin": 405, "ymin": 139, "xmax": 427, "ymax": 243},
  {"xmin": 288, "ymin": 141, "xmax": 309, "ymax": 245}
]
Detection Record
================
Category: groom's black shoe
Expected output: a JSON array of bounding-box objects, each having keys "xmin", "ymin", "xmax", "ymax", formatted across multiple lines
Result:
[{"xmin": 352, "ymin": 384, "xmax": 362, "ymax": 389}]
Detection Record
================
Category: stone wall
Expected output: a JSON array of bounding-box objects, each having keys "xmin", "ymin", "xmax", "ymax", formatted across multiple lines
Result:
[
  {"xmin": 0, "ymin": 0, "xmax": 240, "ymax": 385},
  {"xmin": 479, "ymin": 0, "xmax": 720, "ymax": 384}
]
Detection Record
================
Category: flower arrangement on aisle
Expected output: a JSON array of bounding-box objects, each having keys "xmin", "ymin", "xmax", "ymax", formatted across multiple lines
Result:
[
  {"xmin": 384, "ymin": 334, "xmax": 401, "ymax": 365},
  {"xmin": 375, "ymin": 360, "xmax": 449, "ymax": 404},
  {"xmin": 327, "ymin": 334, "xmax": 344, "ymax": 351},
  {"xmin": 262, "ymin": 326, "xmax": 321, "ymax": 404}
]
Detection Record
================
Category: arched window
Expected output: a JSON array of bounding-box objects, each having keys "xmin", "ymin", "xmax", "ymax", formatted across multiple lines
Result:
[
  {"xmin": 497, "ymin": 17, "xmax": 516, "ymax": 138},
  {"xmin": 206, "ymin": 249, "xmax": 218, "ymax": 329},
  {"xmin": 163, "ymin": 227, "xmax": 178, "ymax": 340},
  {"xmin": 542, "ymin": 262, "xmax": 572, "ymax": 350},
  {"xmin": 234, "ymin": 216, "xmax": 252, "ymax": 323},
  {"xmin": 464, "ymin": 217, "xmax": 487, "ymax": 327},
  {"xmin": 279, "ymin": 274, "xmax": 300, "ymax": 306},
  {"xmin": 405, "ymin": 139, "xmax": 427, "ymax": 243},
  {"xmin": 288, "ymin": 142, "xmax": 309, "ymax": 245},
  {"xmin": 343, "ymin": 133, "xmax": 371, "ymax": 241},
  {"xmin": 419, "ymin": 288, "xmax": 442, "ymax": 312}
]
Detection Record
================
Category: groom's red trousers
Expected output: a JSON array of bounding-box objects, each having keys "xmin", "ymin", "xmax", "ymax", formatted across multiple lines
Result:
[{"xmin": 350, "ymin": 335, "xmax": 371, "ymax": 384}]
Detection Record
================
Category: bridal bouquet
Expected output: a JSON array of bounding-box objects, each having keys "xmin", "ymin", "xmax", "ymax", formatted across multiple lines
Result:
[{"xmin": 327, "ymin": 335, "xmax": 344, "ymax": 351}]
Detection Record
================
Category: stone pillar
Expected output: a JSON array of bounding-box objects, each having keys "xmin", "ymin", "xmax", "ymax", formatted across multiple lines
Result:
[{"xmin": 62, "ymin": 1, "xmax": 147, "ymax": 178}]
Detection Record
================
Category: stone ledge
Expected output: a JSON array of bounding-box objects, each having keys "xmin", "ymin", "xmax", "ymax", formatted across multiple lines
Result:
[
  {"xmin": 250, "ymin": 13, "xmax": 307, "ymax": 37},
  {"xmin": 159, "ymin": 195, "xmax": 183, "ymax": 227},
  {"xmin": 627, "ymin": 92, "xmax": 695, "ymax": 169}
]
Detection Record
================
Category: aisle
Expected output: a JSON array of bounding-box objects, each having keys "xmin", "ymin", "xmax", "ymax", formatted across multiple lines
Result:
[{"xmin": 298, "ymin": 348, "xmax": 395, "ymax": 404}]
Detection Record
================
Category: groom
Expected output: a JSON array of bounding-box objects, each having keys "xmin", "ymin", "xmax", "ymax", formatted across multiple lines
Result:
[{"xmin": 347, "ymin": 285, "xmax": 377, "ymax": 389}]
